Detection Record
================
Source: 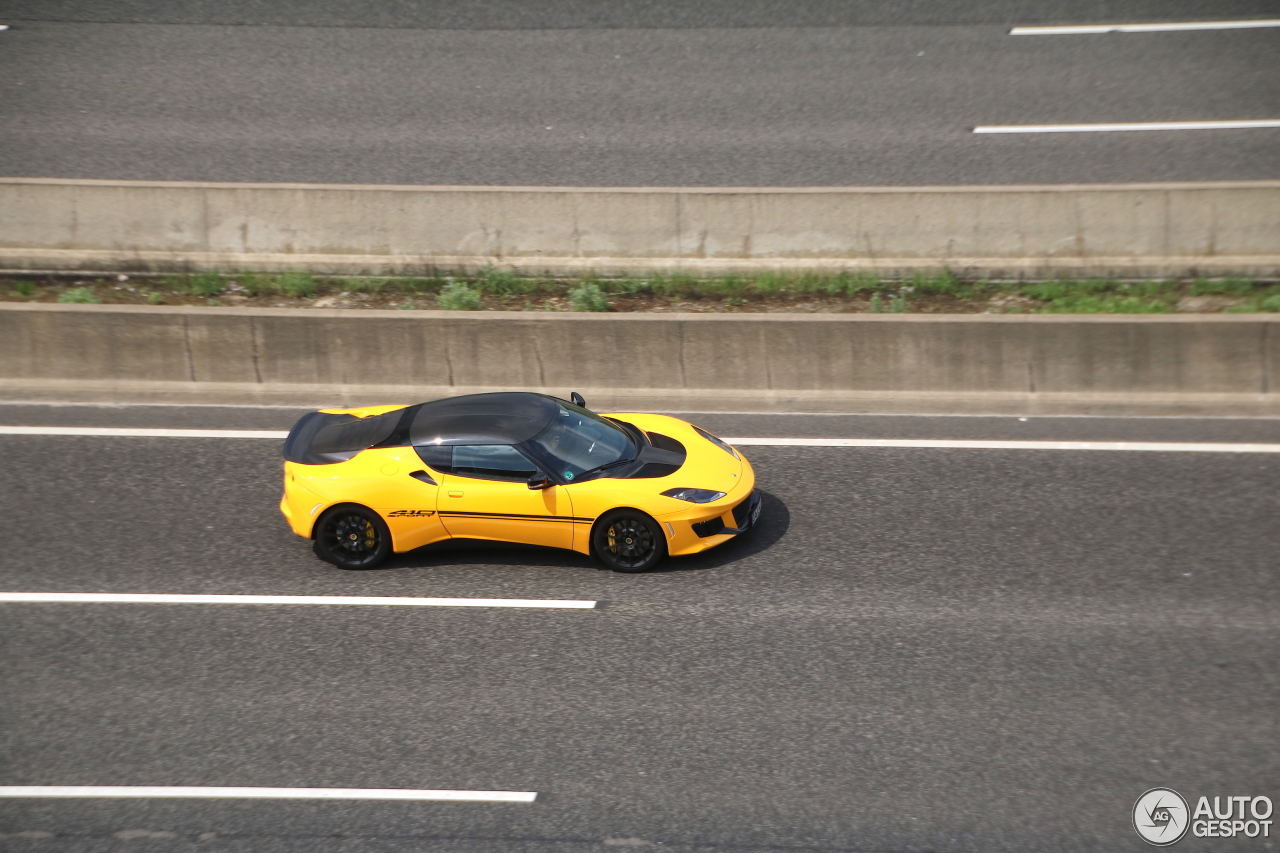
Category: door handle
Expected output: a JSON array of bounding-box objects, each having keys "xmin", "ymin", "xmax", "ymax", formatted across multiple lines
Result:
[{"xmin": 447, "ymin": 490, "xmax": 464, "ymax": 498}]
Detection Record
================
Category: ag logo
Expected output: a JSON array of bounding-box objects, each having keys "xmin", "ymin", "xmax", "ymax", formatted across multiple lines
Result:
[{"xmin": 1134, "ymin": 788, "xmax": 1190, "ymax": 845}]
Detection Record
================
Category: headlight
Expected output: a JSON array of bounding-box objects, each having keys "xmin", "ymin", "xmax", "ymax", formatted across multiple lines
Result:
[
  {"xmin": 662, "ymin": 487, "xmax": 726, "ymax": 503},
  {"xmin": 693, "ymin": 426, "xmax": 738, "ymax": 459}
]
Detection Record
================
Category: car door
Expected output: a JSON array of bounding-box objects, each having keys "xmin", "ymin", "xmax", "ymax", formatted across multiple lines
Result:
[{"xmin": 434, "ymin": 444, "xmax": 576, "ymax": 550}]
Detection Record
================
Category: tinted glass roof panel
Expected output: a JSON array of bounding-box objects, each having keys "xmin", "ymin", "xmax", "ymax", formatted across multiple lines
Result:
[{"xmin": 409, "ymin": 392, "xmax": 559, "ymax": 446}]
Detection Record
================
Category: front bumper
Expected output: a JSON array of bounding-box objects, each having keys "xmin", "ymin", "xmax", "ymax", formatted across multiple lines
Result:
[
  {"xmin": 662, "ymin": 487, "xmax": 762, "ymax": 557},
  {"xmin": 691, "ymin": 490, "xmax": 761, "ymax": 537}
]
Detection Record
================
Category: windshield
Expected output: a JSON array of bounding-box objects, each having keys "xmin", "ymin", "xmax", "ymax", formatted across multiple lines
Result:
[{"xmin": 526, "ymin": 403, "xmax": 634, "ymax": 481}]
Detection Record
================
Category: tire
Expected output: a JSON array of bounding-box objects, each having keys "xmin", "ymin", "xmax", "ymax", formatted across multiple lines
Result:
[
  {"xmin": 592, "ymin": 510, "xmax": 666, "ymax": 573},
  {"xmin": 313, "ymin": 505, "xmax": 392, "ymax": 570}
]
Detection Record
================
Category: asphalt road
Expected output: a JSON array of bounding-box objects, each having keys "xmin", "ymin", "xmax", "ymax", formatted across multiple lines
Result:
[
  {"xmin": 0, "ymin": 1, "xmax": 1277, "ymax": 186},
  {"xmin": 1, "ymin": 405, "xmax": 1277, "ymax": 852}
]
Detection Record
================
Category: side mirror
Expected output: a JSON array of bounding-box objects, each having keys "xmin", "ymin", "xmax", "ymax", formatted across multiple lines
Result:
[
  {"xmin": 527, "ymin": 473, "xmax": 553, "ymax": 490},
  {"xmin": 570, "ymin": 391, "xmax": 586, "ymax": 407}
]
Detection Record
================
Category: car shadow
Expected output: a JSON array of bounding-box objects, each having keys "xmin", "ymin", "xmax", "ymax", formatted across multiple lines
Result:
[{"xmin": 372, "ymin": 489, "xmax": 790, "ymax": 574}]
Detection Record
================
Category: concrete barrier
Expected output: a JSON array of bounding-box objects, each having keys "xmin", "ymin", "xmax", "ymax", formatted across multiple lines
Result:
[
  {"xmin": 2, "ymin": 303, "xmax": 1276, "ymax": 415},
  {"xmin": 2, "ymin": 178, "xmax": 1278, "ymax": 278}
]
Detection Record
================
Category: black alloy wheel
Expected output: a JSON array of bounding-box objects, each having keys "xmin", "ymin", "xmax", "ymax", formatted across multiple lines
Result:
[
  {"xmin": 313, "ymin": 505, "xmax": 392, "ymax": 570},
  {"xmin": 592, "ymin": 510, "xmax": 666, "ymax": 573}
]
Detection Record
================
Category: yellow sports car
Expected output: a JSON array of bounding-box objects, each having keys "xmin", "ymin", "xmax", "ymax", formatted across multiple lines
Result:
[{"xmin": 281, "ymin": 392, "xmax": 760, "ymax": 572}]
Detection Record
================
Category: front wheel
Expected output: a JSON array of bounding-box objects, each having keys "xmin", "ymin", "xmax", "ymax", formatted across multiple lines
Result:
[
  {"xmin": 313, "ymin": 505, "xmax": 392, "ymax": 570},
  {"xmin": 592, "ymin": 510, "xmax": 666, "ymax": 573}
]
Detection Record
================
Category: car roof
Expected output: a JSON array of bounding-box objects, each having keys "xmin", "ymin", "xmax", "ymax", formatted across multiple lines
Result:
[{"xmin": 409, "ymin": 392, "xmax": 561, "ymax": 446}]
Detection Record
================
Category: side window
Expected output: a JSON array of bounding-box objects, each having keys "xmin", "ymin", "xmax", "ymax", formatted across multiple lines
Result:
[
  {"xmin": 450, "ymin": 445, "xmax": 539, "ymax": 482},
  {"xmin": 414, "ymin": 444, "xmax": 453, "ymax": 473}
]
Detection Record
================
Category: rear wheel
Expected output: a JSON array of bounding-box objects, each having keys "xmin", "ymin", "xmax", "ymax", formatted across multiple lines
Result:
[
  {"xmin": 592, "ymin": 510, "xmax": 666, "ymax": 573},
  {"xmin": 313, "ymin": 505, "xmax": 391, "ymax": 570}
]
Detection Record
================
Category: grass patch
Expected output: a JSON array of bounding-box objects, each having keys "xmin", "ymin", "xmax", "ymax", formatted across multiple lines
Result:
[
  {"xmin": 1037, "ymin": 295, "xmax": 1173, "ymax": 314},
  {"xmin": 277, "ymin": 273, "xmax": 317, "ymax": 298},
  {"xmin": 188, "ymin": 272, "xmax": 223, "ymax": 297},
  {"xmin": 58, "ymin": 286, "xmax": 102, "ymax": 304},
  {"xmin": 343, "ymin": 276, "xmax": 388, "ymax": 294},
  {"xmin": 1189, "ymin": 277, "xmax": 1254, "ymax": 296},
  {"xmin": 477, "ymin": 265, "xmax": 539, "ymax": 295},
  {"xmin": 5, "ymin": 271, "xmax": 1277, "ymax": 314},
  {"xmin": 436, "ymin": 281, "xmax": 482, "ymax": 311},
  {"xmin": 239, "ymin": 272, "xmax": 275, "ymax": 297},
  {"xmin": 568, "ymin": 282, "xmax": 609, "ymax": 312}
]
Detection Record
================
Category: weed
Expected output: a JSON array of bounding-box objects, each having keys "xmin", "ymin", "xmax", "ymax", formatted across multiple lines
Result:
[
  {"xmin": 345, "ymin": 277, "xmax": 388, "ymax": 294},
  {"xmin": 58, "ymin": 286, "xmax": 101, "ymax": 304},
  {"xmin": 750, "ymin": 272, "xmax": 788, "ymax": 295},
  {"xmin": 889, "ymin": 292, "xmax": 908, "ymax": 313},
  {"xmin": 869, "ymin": 293, "xmax": 884, "ymax": 313},
  {"xmin": 239, "ymin": 272, "xmax": 275, "ymax": 297},
  {"xmin": 1261, "ymin": 293, "xmax": 1280, "ymax": 313},
  {"xmin": 437, "ymin": 281, "xmax": 482, "ymax": 311},
  {"xmin": 668, "ymin": 272, "xmax": 700, "ymax": 296},
  {"xmin": 397, "ymin": 299, "xmax": 417, "ymax": 310},
  {"xmin": 698, "ymin": 275, "xmax": 745, "ymax": 298},
  {"xmin": 1037, "ymin": 295, "xmax": 1172, "ymax": 314},
  {"xmin": 188, "ymin": 272, "xmax": 224, "ymax": 297},
  {"xmin": 1020, "ymin": 279, "xmax": 1111, "ymax": 301},
  {"xmin": 834, "ymin": 272, "xmax": 882, "ymax": 296},
  {"xmin": 568, "ymin": 282, "xmax": 609, "ymax": 312},
  {"xmin": 604, "ymin": 277, "xmax": 649, "ymax": 296},
  {"xmin": 478, "ymin": 265, "xmax": 534, "ymax": 295},
  {"xmin": 277, "ymin": 272, "xmax": 317, "ymax": 298},
  {"xmin": 207, "ymin": 298, "xmax": 221, "ymax": 306},
  {"xmin": 14, "ymin": 281, "xmax": 34, "ymax": 297},
  {"xmin": 724, "ymin": 296, "xmax": 744, "ymax": 307},
  {"xmin": 1126, "ymin": 279, "xmax": 1177, "ymax": 298},
  {"xmin": 400, "ymin": 277, "xmax": 446, "ymax": 294},
  {"xmin": 910, "ymin": 270, "xmax": 960, "ymax": 294},
  {"xmin": 1190, "ymin": 277, "xmax": 1254, "ymax": 296},
  {"xmin": 147, "ymin": 291, "xmax": 164, "ymax": 305}
]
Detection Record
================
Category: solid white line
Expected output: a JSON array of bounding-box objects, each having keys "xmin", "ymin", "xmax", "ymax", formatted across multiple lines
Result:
[
  {"xmin": 1011, "ymin": 20, "xmax": 1280, "ymax": 35},
  {"xmin": 975, "ymin": 120, "xmax": 1280, "ymax": 134},
  {"xmin": 0, "ymin": 786, "xmax": 536, "ymax": 803},
  {"xmin": 724, "ymin": 437, "xmax": 1280, "ymax": 453},
  {"xmin": 0, "ymin": 426, "xmax": 289, "ymax": 438},
  {"xmin": 0, "ymin": 592, "xmax": 596, "ymax": 609}
]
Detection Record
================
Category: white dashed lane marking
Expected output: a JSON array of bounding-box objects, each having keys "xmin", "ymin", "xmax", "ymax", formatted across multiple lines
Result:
[
  {"xmin": 0, "ymin": 787, "xmax": 536, "ymax": 803},
  {"xmin": 0, "ymin": 426, "xmax": 289, "ymax": 438},
  {"xmin": 1011, "ymin": 19, "xmax": 1280, "ymax": 35},
  {"xmin": 725, "ymin": 437, "xmax": 1280, "ymax": 453},
  {"xmin": 0, "ymin": 592, "xmax": 596, "ymax": 609},
  {"xmin": 974, "ymin": 120, "xmax": 1280, "ymax": 134}
]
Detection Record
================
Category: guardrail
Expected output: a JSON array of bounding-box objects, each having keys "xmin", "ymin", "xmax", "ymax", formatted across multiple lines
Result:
[
  {"xmin": 2, "ymin": 303, "xmax": 1276, "ymax": 415},
  {"xmin": 2, "ymin": 178, "xmax": 1278, "ymax": 278}
]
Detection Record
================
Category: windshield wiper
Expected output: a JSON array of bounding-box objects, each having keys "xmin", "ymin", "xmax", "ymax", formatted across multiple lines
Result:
[{"xmin": 575, "ymin": 457, "xmax": 635, "ymax": 479}]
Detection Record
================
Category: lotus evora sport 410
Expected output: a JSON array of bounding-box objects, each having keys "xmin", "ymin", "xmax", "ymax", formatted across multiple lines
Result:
[{"xmin": 281, "ymin": 392, "xmax": 760, "ymax": 572}]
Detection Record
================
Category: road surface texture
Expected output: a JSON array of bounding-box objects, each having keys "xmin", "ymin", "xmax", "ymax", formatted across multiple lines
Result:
[
  {"xmin": 1, "ymin": 403, "xmax": 1277, "ymax": 851},
  {"xmin": 0, "ymin": 1, "xmax": 1277, "ymax": 185}
]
